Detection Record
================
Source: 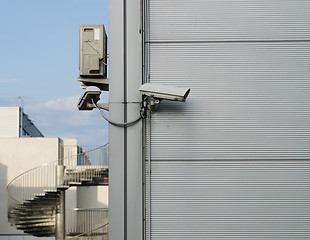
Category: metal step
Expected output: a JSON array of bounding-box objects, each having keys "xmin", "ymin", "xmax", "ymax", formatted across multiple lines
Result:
[
  {"xmin": 68, "ymin": 182, "xmax": 82, "ymax": 186},
  {"xmin": 44, "ymin": 189, "xmax": 58, "ymax": 193},
  {"xmin": 57, "ymin": 185, "xmax": 69, "ymax": 190},
  {"xmin": 8, "ymin": 168, "xmax": 107, "ymax": 238},
  {"xmin": 17, "ymin": 224, "xmax": 55, "ymax": 231},
  {"xmin": 24, "ymin": 226, "xmax": 56, "ymax": 237},
  {"xmin": 11, "ymin": 204, "xmax": 56, "ymax": 210},
  {"xmin": 9, "ymin": 214, "xmax": 55, "ymax": 221},
  {"xmin": 13, "ymin": 219, "xmax": 55, "ymax": 226}
]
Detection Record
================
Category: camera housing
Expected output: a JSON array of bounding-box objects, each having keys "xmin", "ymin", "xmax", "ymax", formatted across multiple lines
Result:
[
  {"xmin": 139, "ymin": 83, "xmax": 190, "ymax": 102},
  {"xmin": 77, "ymin": 86, "xmax": 102, "ymax": 110}
]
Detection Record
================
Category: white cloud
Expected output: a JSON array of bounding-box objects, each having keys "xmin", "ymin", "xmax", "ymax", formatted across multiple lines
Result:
[
  {"xmin": 25, "ymin": 96, "xmax": 108, "ymax": 146},
  {"xmin": 0, "ymin": 78, "xmax": 17, "ymax": 83},
  {"xmin": 44, "ymin": 96, "xmax": 80, "ymax": 112}
]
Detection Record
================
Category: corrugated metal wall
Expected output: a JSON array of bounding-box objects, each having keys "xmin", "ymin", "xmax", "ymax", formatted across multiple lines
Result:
[{"xmin": 146, "ymin": 0, "xmax": 310, "ymax": 239}]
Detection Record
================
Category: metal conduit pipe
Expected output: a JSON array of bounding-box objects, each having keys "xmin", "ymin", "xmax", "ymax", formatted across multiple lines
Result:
[
  {"xmin": 56, "ymin": 165, "xmax": 65, "ymax": 240},
  {"xmin": 56, "ymin": 190, "xmax": 65, "ymax": 240},
  {"xmin": 144, "ymin": 0, "xmax": 151, "ymax": 239},
  {"xmin": 148, "ymin": 112, "xmax": 151, "ymax": 240}
]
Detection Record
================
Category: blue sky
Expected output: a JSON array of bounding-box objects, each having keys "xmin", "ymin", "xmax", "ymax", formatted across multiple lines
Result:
[{"xmin": 0, "ymin": 0, "xmax": 109, "ymax": 146}]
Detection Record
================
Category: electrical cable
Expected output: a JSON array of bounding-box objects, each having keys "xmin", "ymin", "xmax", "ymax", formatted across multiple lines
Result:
[
  {"xmin": 92, "ymin": 98, "xmax": 142, "ymax": 127},
  {"xmin": 66, "ymin": 222, "xmax": 109, "ymax": 238},
  {"xmin": 84, "ymin": 40, "xmax": 102, "ymax": 59},
  {"xmin": 84, "ymin": 42, "xmax": 108, "ymax": 66}
]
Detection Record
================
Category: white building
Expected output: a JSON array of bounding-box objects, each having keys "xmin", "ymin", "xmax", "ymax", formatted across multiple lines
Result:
[
  {"xmin": 0, "ymin": 106, "xmax": 44, "ymax": 138},
  {"xmin": 107, "ymin": 1, "xmax": 310, "ymax": 240},
  {"xmin": 0, "ymin": 107, "xmax": 108, "ymax": 239}
]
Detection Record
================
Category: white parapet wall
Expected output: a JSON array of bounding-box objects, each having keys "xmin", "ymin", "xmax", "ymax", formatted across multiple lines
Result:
[
  {"xmin": 0, "ymin": 107, "xmax": 20, "ymax": 138},
  {"xmin": 0, "ymin": 107, "xmax": 43, "ymax": 138},
  {"xmin": 0, "ymin": 137, "xmax": 78, "ymax": 236},
  {"xmin": 77, "ymin": 186, "xmax": 109, "ymax": 209}
]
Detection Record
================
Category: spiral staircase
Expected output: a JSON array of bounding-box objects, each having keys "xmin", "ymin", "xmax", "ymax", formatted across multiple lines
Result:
[{"xmin": 7, "ymin": 145, "xmax": 109, "ymax": 239}]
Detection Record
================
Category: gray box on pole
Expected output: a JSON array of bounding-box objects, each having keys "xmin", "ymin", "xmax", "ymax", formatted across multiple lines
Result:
[{"xmin": 79, "ymin": 24, "xmax": 107, "ymax": 78}]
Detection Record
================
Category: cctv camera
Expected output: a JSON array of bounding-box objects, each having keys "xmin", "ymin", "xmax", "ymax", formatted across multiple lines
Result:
[
  {"xmin": 139, "ymin": 83, "xmax": 190, "ymax": 102},
  {"xmin": 78, "ymin": 86, "xmax": 102, "ymax": 110}
]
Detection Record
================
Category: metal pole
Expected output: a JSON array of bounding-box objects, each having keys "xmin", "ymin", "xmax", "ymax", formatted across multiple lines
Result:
[
  {"xmin": 56, "ymin": 165, "xmax": 65, "ymax": 240},
  {"xmin": 148, "ymin": 112, "xmax": 151, "ymax": 240},
  {"xmin": 20, "ymin": 107, "xmax": 23, "ymax": 137},
  {"xmin": 15, "ymin": 97, "xmax": 24, "ymax": 137},
  {"xmin": 56, "ymin": 190, "xmax": 65, "ymax": 240},
  {"xmin": 144, "ymin": 0, "xmax": 151, "ymax": 238}
]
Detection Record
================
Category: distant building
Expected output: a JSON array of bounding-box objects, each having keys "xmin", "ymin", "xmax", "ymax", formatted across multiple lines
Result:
[
  {"xmin": 0, "ymin": 107, "xmax": 108, "ymax": 239},
  {"xmin": 0, "ymin": 106, "xmax": 43, "ymax": 138}
]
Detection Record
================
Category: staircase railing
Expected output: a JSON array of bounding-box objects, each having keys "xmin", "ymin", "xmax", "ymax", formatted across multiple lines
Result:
[
  {"xmin": 7, "ymin": 161, "xmax": 58, "ymax": 212},
  {"xmin": 66, "ymin": 208, "xmax": 108, "ymax": 239},
  {"xmin": 63, "ymin": 145, "xmax": 108, "ymax": 187},
  {"xmin": 7, "ymin": 144, "xmax": 108, "ymax": 216}
]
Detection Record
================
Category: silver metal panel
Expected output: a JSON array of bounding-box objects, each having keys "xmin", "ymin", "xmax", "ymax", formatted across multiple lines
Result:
[
  {"xmin": 146, "ymin": 1, "xmax": 310, "ymax": 239},
  {"xmin": 109, "ymin": 2, "xmax": 125, "ymax": 240},
  {"xmin": 109, "ymin": 1, "xmax": 143, "ymax": 240},
  {"xmin": 149, "ymin": 0, "xmax": 310, "ymax": 41},
  {"xmin": 22, "ymin": 111, "xmax": 43, "ymax": 137},
  {"xmin": 126, "ymin": 0, "xmax": 143, "ymax": 102},
  {"xmin": 149, "ymin": 42, "xmax": 310, "ymax": 160},
  {"xmin": 147, "ymin": 160, "xmax": 310, "ymax": 239},
  {"xmin": 108, "ymin": 102, "xmax": 125, "ymax": 240},
  {"xmin": 127, "ymin": 103, "xmax": 143, "ymax": 240},
  {"xmin": 109, "ymin": 0, "xmax": 124, "ymax": 103}
]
